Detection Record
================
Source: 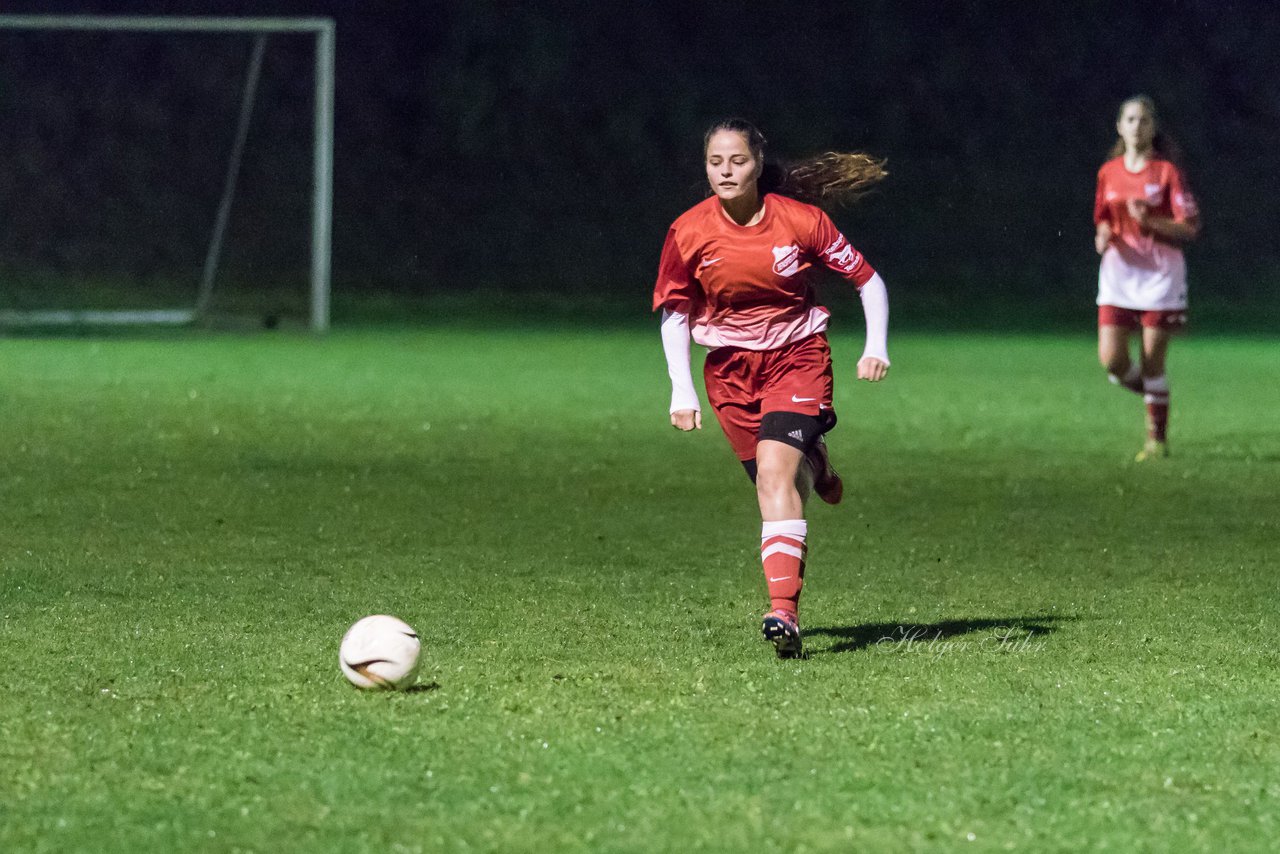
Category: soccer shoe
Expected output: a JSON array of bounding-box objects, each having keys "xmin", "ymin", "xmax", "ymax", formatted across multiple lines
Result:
[
  {"xmin": 762, "ymin": 609, "xmax": 804, "ymax": 659},
  {"xmin": 1135, "ymin": 439, "xmax": 1170, "ymax": 462},
  {"xmin": 805, "ymin": 436, "xmax": 844, "ymax": 505}
]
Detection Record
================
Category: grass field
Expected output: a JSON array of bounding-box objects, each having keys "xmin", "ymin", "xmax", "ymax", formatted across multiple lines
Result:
[{"xmin": 1, "ymin": 324, "xmax": 1278, "ymax": 852}]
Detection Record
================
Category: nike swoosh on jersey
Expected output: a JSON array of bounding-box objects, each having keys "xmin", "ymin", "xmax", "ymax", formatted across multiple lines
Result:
[
  {"xmin": 698, "ymin": 257, "xmax": 723, "ymax": 268},
  {"xmin": 791, "ymin": 395, "xmax": 817, "ymax": 403}
]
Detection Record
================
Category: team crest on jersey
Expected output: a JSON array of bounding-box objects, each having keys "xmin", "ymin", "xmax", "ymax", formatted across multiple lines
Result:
[
  {"xmin": 1144, "ymin": 183, "xmax": 1164, "ymax": 204},
  {"xmin": 772, "ymin": 245, "xmax": 801, "ymax": 277}
]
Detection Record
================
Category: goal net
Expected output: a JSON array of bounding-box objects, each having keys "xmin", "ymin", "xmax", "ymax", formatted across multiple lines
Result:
[{"xmin": 0, "ymin": 15, "xmax": 333, "ymax": 331}]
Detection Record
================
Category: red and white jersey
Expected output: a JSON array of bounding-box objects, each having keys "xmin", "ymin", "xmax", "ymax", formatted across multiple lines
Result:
[
  {"xmin": 653, "ymin": 193, "xmax": 875, "ymax": 350},
  {"xmin": 1094, "ymin": 156, "xmax": 1198, "ymax": 310}
]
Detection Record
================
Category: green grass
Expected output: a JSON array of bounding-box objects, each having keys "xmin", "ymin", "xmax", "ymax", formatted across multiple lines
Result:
[{"xmin": 1, "ymin": 326, "xmax": 1278, "ymax": 852}]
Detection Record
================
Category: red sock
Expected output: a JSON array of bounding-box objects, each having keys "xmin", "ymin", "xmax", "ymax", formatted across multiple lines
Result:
[
  {"xmin": 1143, "ymin": 375, "xmax": 1170, "ymax": 442},
  {"xmin": 761, "ymin": 520, "xmax": 807, "ymax": 618}
]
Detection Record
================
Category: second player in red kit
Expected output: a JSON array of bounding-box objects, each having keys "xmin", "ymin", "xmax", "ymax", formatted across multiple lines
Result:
[
  {"xmin": 1093, "ymin": 95, "xmax": 1200, "ymax": 461},
  {"xmin": 654, "ymin": 118, "xmax": 891, "ymax": 658}
]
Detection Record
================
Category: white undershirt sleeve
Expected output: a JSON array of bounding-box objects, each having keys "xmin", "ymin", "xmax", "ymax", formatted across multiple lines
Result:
[
  {"xmin": 858, "ymin": 272, "xmax": 890, "ymax": 365},
  {"xmin": 660, "ymin": 308, "xmax": 701, "ymax": 413}
]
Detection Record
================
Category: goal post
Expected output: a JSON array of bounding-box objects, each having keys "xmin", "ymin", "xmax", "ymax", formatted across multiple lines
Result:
[{"xmin": 0, "ymin": 15, "xmax": 334, "ymax": 332}]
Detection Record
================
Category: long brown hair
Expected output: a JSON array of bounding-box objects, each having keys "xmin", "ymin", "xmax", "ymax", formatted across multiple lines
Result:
[
  {"xmin": 1107, "ymin": 95, "xmax": 1184, "ymax": 164},
  {"xmin": 703, "ymin": 118, "xmax": 887, "ymax": 209}
]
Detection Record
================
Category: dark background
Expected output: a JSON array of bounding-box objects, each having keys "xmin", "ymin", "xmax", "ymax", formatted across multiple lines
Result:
[{"xmin": 1, "ymin": 0, "xmax": 1277, "ymax": 324}]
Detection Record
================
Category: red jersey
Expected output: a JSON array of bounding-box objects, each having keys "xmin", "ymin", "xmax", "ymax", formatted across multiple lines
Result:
[
  {"xmin": 1094, "ymin": 156, "xmax": 1197, "ymax": 248},
  {"xmin": 653, "ymin": 193, "xmax": 875, "ymax": 351},
  {"xmin": 1094, "ymin": 156, "xmax": 1198, "ymax": 310}
]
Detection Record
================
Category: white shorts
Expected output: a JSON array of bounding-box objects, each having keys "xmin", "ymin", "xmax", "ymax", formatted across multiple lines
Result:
[{"xmin": 1096, "ymin": 242, "xmax": 1187, "ymax": 311}]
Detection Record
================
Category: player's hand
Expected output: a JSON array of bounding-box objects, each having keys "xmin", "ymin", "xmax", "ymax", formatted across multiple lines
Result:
[
  {"xmin": 1126, "ymin": 198, "xmax": 1149, "ymax": 225},
  {"xmin": 1095, "ymin": 222, "xmax": 1113, "ymax": 255},
  {"xmin": 857, "ymin": 357, "xmax": 889, "ymax": 382},
  {"xmin": 671, "ymin": 409, "xmax": 702, "ymax": 431}
]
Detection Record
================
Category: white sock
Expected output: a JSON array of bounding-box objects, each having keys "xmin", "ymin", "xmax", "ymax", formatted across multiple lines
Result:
[
  {"xmin": 761, "ymin": 519, "xmax": 808, "ymax": 543},
  {"xmin": 1143, "ymin": 374, "xmax": 1169, "ymax": 404}
]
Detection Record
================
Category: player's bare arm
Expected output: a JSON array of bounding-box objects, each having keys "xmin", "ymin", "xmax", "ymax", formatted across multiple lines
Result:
[{"xmin": 1095, "ymin": 221, "xmax": 1113, "ymax": 255}]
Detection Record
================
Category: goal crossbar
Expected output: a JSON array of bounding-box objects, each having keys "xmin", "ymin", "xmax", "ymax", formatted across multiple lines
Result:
[
  {"xmin": 0, "ymin": 15, "xmax": 333, "ymax": 35},
  {"xmin": 0, "ymin": 15, "xmax": 335, "ymax": 332}
]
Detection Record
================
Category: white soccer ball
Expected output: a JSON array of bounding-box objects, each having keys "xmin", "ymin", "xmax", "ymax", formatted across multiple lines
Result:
[{"xmin": 339, "ymin": 615, "xmax": 421, "ymax": 690}]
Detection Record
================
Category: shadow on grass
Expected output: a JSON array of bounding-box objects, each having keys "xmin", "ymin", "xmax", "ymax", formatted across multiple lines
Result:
[
  {"xmin": 806, "ymin": 615, "xmax": 1074, "ymax": 656},
  {"xmin": 402, "ymin": 681, "xmax": 442, "ymax": 694}
]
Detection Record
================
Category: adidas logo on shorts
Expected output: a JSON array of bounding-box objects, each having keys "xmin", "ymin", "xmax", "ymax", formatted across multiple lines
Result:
[{"xmin": 788, "ymin": 429, "xmax": 804, "ymax": 441}]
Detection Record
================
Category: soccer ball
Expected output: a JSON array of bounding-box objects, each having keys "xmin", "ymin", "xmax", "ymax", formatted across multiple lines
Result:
[{"xmin": 338, "ymin": 615, "xmax": 421, "ymax": 690}]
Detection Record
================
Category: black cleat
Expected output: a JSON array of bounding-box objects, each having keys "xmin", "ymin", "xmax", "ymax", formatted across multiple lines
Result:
[{"xmin": 762, "ymin": 610, "xmax": 804, "ymax": 659}]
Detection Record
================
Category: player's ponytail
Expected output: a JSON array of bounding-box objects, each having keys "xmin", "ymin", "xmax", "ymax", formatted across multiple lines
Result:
[
  {"xmin": 767, "ymin": 151, "xmax": 889, "ymax": 207},
  {"xmin": 703, "ymin": 118, "xmax": 888, "ymax": 210}
]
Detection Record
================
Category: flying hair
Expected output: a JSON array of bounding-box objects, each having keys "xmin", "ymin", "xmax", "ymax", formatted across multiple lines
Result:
[{"xmin": 703, "ymin": 118, "xmax": 888, "ymax": 210}]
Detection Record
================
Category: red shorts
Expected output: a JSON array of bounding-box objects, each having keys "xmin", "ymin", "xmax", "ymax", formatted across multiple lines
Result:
[
  {"xmin": 703, "ymin": 333, "xmax": 834, "ymax": 461},
  {"xmin": 1098, "ymin": 305, "xmax": 1188, "ymax": 332}
]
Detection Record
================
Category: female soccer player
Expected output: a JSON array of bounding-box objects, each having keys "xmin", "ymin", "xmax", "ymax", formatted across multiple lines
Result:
[
  {"xmin": 653, "ymin": 118, "xmax": 890, "ymax": 658},
  {"xmin": 1094, "ymin": 95, "xmax": 1200, "ymax": 461}
]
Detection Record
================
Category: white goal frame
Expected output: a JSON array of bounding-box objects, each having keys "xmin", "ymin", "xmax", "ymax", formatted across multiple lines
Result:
[{"xmin": 0, "ymin": 15, "xmax": 335, "ymax": 332}]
